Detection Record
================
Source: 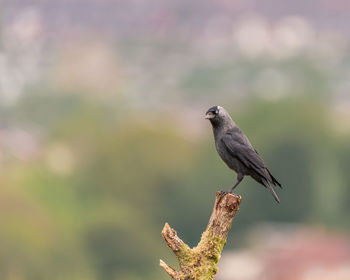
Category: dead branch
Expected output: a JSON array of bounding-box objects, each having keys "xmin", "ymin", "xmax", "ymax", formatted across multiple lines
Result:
[{"xmin": 160, "ymin": 191, "xmax": 242, "ymax": 280}]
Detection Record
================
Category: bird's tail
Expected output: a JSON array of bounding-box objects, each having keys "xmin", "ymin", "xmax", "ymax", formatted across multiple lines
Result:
[
  {"xmin": 262, "ymin": 178, "xmax": 280, "ymax": 203},
  {"xmin": 266, "ymin": 184, "xmax": 280, "ymax": 203},
  {"xmin": 267, "ymin": 168, "xmax": 282, "ymax": 189}
]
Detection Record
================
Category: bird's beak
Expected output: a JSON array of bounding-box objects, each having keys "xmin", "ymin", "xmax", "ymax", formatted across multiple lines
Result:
[{"xmin": 205, "ymin": 112, "xmax": 215, "ymax": 119}]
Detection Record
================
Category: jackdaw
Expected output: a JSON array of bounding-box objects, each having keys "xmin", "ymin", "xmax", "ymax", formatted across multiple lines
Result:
[{"xmin": 205, "ymin": 105, "xmax": 282, "ymax": 203}]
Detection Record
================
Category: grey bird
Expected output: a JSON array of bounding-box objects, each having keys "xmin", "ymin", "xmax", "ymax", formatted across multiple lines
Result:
[{"xmin": 205, "ymin": 105, "xmax": 282, "ymax": 203}]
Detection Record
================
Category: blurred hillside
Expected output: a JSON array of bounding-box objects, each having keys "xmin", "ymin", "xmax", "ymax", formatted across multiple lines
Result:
[
  {"xmin": 0, "ymin": 1, "xmax": 350, "ymax": 280},
  {"xmin": 217, "ymin": 225, "xmax": 350, "ymax": 280},
  {"xmin": 4, "ymin": 0, "xmax": 350, "ymax": 37}
]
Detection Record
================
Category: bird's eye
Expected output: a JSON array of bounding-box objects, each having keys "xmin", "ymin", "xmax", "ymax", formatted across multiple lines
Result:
[{"xmin": 215, "ymin": 110, "xmax": 219, "ymax": 114}]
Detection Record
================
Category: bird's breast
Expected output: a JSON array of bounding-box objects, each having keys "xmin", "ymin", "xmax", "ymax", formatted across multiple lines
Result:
[{"xmin": 215, "ymin": 140, "xmax": 241, "ymax": 173}]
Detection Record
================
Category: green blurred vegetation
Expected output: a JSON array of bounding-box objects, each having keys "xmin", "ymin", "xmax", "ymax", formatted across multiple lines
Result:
[
  {"xmin": 1, "ymin": 6, "xmax": 350, "ymax": 279},
  {"xmin": 1, "ymin": 85, "xmax": 350, "ymax": 280}
]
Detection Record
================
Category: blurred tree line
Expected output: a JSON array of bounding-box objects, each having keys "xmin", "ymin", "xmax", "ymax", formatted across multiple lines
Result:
[
  {"xmin": 0, "ymin": 84, "xmax": 349, "ymax": 280},
  {"xmin": 1, "ymin": 10, "xmax": 350, "ymax": 278}
]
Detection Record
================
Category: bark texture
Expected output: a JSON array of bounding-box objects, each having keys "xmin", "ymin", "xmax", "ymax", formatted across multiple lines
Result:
[{"xmin": 160, "ymin": 191, "xmax": 242, "ymax": 280}]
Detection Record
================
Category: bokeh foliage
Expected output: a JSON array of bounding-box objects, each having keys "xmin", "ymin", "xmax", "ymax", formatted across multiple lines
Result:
[
  {"xmin": 1, "ymin": 4, "xmax": 350, "ymax": 279},
  {"xmin": 1, "ymin": 85, "xmax": 350, "ymax": 280}
]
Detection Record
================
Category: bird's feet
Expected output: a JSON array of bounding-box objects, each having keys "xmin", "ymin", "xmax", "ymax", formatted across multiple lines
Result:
[{"xmin": 218, "ymin": 189, "xmax": 231, "ymax": 199}]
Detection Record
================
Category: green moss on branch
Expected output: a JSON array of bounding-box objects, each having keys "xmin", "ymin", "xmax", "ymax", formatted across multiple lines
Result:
[{"xmin": 160, "ymin": 192, "xmax": 241, "ymax": 280}]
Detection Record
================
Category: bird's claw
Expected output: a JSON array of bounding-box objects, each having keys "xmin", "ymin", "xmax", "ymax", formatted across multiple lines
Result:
[{"xmin": 218, "ymin": 189, "xmax": 231, "ymax": 199}]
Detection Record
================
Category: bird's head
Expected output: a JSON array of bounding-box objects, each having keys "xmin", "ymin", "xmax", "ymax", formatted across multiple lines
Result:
[
  {"xmin": 205, "ymin": 106, "xmax": 220, "ymax": 119},
  {"xmin": 205, "ymin": 105, "xmax": 234, "ymax": 128}
]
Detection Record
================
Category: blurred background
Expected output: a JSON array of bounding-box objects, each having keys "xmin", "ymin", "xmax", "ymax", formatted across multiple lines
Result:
[{"xmin": 1, "ymin": 0, "xmax": 350, "ymax": 279}]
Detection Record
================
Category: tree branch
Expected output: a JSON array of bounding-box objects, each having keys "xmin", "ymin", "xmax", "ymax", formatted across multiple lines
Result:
[{"xmin": 160, "ymin": 191, "xmax": 242, "ymax": 280}]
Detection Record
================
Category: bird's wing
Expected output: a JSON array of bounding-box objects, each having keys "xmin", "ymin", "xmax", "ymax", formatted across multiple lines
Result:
[
  {"xmin": 221, "ymin": 132, "xmax": 268, "ymax": 180},
  {"xmin": 222, "ymin": 130, "xmax": 282, "ymax": 203},
  {"xmin": 229, "ymin": 129, "xmax": 282, "ymax": 188}
]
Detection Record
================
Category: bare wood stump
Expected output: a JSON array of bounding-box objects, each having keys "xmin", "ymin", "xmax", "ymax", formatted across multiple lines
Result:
[{"xmin": 160, "ymin": 191, "xmax": 242, "ymax": 280}]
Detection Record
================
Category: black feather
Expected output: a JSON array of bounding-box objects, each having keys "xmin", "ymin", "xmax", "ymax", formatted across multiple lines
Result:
[
  {"xmin": 206, "ymin": 105, "xmax": 282, "ymax": 203},
  {"xmin": 206, "ymin": 106, "xmax": 218, "ymax": 115}
]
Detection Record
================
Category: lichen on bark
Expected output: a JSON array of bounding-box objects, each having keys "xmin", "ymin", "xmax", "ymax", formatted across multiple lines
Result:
[{"xmin": 160, "ymin": 192, "xmax": 241, "ymax": 280}]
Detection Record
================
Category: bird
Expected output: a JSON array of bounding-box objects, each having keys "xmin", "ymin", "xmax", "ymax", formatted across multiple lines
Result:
[{"xmin": 205, "ymin": 105, "xmax": 282, "ymax": 203}]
